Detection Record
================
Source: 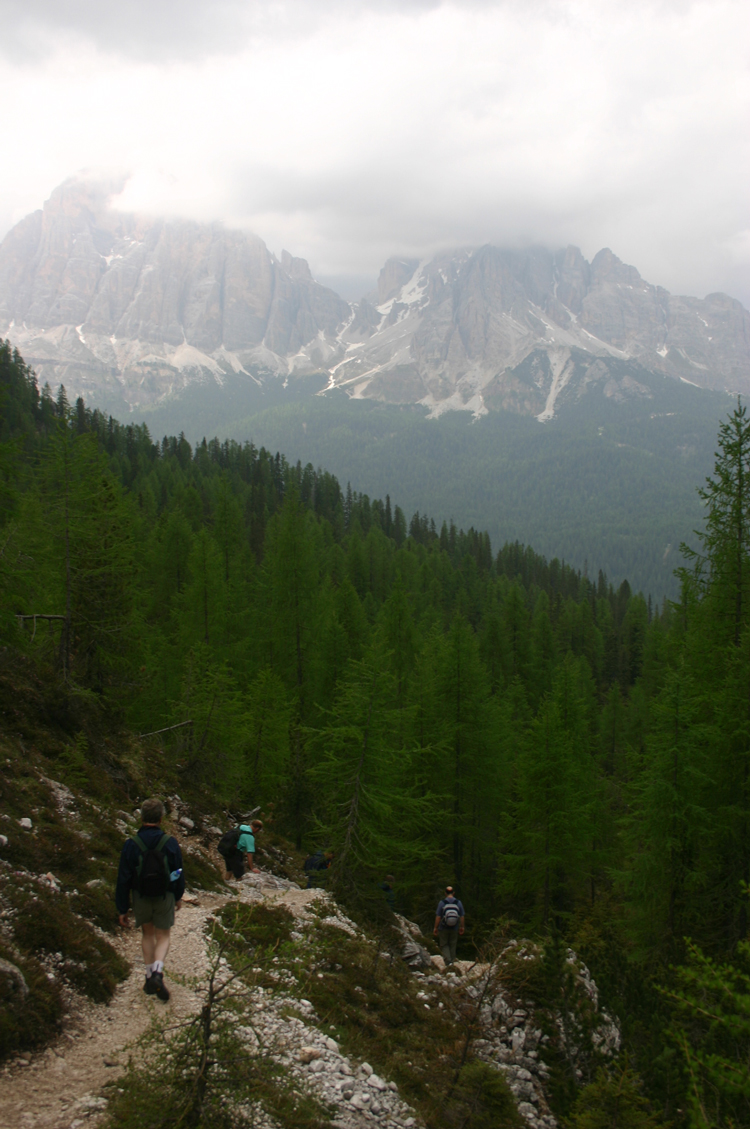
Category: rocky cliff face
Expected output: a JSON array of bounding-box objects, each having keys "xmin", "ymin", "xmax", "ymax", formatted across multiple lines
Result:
[
  {"xmin": 1, "ymin": 176, "xmax": 748, "ymax": 419},
  {"xmin": 0, "ymin": 176, "xmax": 350, "ymax": 411},
  {"xmin": 331, "ymin": 244, "xmax": 750, "ymax": 419}
]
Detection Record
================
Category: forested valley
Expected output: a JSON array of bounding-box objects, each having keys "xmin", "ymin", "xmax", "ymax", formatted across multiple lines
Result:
[{"xmin": 1, "ymin": 339, "xmax": 749, "ymax": 1127}]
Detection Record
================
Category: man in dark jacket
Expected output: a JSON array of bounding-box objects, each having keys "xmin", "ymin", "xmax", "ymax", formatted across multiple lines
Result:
[
  {"xmin": 116, "ymin": 798, "xmax": 185, "ymax": 1001},
  {"xmin": 433, "ymin": 885, "xmax": 465, "ymax": 967}
]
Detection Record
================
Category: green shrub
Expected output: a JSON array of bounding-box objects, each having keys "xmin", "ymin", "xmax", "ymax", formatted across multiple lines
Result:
[
  {"xmin": 566, "ymin": 1065, "xmax": 668, "ymax": 1128},
  {"xmin": 0, "ymin": 941, "xmax": 63, "ymax": 1060},
  {"xmin": 216, "ymin": 901, "xmax": 294, "ymax": 956},
  {"xmin": 181, "ymin": 844, "xmax": 224, "ymax": 892},
  {"xmin": 445, "ymin": 1061, "xmax": 524, "ymax": 1128},
  {"xmin": 10, "ymin": 885, "xmax": 128, "ymax": 1001}
]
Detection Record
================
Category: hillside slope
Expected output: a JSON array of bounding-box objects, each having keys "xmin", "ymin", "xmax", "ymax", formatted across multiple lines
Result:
[{"xmin": 0, "ymin": 655, "xmax": 623, "ymax": 1129}]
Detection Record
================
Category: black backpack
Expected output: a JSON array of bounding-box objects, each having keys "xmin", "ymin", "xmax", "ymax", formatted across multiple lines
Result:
[
  {"xmin": 218, "ymin": 827, "xmax": 242, "ymax": 859},
  {"xmin": 304, "ymin": 849, "xmax": 325, "ymax": 872},
  {"xmin": 132, "ymin": 832, "xmax": 171, "ymax": 899}
]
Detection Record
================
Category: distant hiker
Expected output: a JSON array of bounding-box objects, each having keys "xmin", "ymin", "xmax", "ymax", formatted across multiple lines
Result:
[
  {"xmin": 303, "ymin": 849, "xmax": 333, "ymax": 888},
  {"xmin": 433, "ymin": 885, "xmax": 465, "ymax": 967},
  {"xmin": 219, "ymin": 819, "xmax": 263, "ymax": 880},
  {"xmin": 380, "ymin": 875, "xmax": 396, "ymax": 911},
  {"xmin": 115, "ymin": 798, "xmax": 185, "ymax": 1002}
]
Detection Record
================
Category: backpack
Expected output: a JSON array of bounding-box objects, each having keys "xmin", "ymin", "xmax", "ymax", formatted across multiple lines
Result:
[
  {"xmin": 132, "ymin": 832, "xmax": 171, "ymax": 899},
  {"xmin": 304, "ymin": 849, "xmax": 325, "ymax": 872},
  {"xmin": 442, "ymin": 899, "xmax": 461, "ymax": 928},
  {"xmin": 218, "ymin": 827, "xmax": 242, "ymax": 859}
]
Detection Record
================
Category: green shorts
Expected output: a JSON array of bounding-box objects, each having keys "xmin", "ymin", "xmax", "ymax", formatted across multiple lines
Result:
[{"xmin": 133, "ymin": 891, "xmax": 175, "ymax": 930}]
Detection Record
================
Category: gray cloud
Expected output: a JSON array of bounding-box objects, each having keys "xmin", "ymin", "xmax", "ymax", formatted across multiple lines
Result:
[
  {"xmin": 0, "ymin": 0, "xmax": 747, "ymax": 307},
  {"xmin": 0, "ymin": 0, "xmax": 452, "ymax": 61}
]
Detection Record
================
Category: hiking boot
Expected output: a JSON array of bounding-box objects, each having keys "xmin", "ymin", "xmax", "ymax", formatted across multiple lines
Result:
[
  {"xmin": 143, "ymin": 974, "xmax": 158, "ymax": 995},
  {"xmin": 150, "ymin": 971, "xmax": 170, "ymax": 1001},
  {"xmin": 151, "ymin": 971, "xmax": 170, "ymax": 1001}
]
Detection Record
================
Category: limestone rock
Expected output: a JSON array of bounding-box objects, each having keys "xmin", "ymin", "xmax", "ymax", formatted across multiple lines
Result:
[
  {"xmin": 0, "ymin": 958, "xmax": 29, "ymax": 1000},
  {"xmin": 0, "ymin": 175, "xmax": 349, "ymax": 412},
  {"xmin": 2, "ymin": 176, "xmax": 747, "ymax": 423},
  {"xmin": 298, "ymin": 1046, "xmax": 321, "ymax": 1064}
]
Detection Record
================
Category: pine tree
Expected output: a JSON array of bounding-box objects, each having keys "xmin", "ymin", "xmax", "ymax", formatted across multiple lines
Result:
[
  {"xmin": 681, "ymin": 398, "xmax": 750, "ymax": 647},
  {"xmin": 664, "ymin": 938, "xmax": 750, "ymax": 1128},
  {"xmin": 19, "ymin": 424, "xmax": 137, "ymax": 690},
  {"xmin": 499, "ymin": 656, "xmax": 596, "ymax": 925},
  {"xmin": 309, "ymin": 639, "xmax": 436, "ymax": 907}
]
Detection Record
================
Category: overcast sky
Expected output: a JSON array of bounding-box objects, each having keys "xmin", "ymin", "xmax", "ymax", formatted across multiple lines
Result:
[{"xmin": 0, "ymin": 0, "xmax": 747, "ymax": 304}]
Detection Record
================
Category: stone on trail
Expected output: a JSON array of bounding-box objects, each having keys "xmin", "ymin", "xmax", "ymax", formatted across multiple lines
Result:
[
  {"xmin": 299, "ymin": 1047, "xmax": 321, "ymax": 1064},
  {"xmin": 0, "ymin": 958, "xmax": 29, "ymax": 999},
  {"xmin": 19, "ymin": 817, "xmax": 32, "ymax": 829}
]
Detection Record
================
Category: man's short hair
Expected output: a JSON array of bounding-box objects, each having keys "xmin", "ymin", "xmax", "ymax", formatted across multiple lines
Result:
[
  {"xmin": 141, "ymin": 798, "xmax": 164, "ymax": 824},
  {"xmin": 446, "ymin": 885, "xmax": 454, "ymax": 894},
  {"xmin": 251, "ymin": 819, "xmax": 263, "ymax": 831}
]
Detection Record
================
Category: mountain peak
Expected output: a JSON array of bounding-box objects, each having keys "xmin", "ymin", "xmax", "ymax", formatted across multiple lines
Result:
[{"xmin": 0, "ymin": 179, "xmax": 748, "ymax": 419}]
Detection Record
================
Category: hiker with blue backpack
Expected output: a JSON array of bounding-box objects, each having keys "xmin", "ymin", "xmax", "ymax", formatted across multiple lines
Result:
[
  {"xmin": 433, "ymin": 885, "xmax": 465, "ymax": 967},
  {"xmin": 115, "ymin": 798, "xmax": 185, "ymax": 1002}
]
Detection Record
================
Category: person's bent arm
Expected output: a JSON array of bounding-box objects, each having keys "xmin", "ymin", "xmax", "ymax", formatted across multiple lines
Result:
[
  {"xmin": 459, "ymin": 915, "xmax": 465, "ymax": 935},
  {"xmin": 247, "ymin": 852, "xmax": 260, "ymax": 873},
  {"xmin": 433, "ymin": 915, "xmax": 441, "ymax": 935}
]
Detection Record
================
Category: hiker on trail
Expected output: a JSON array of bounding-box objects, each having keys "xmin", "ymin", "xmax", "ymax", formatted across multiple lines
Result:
[
  {"xmin": 304, "ymin": 849, "xmax": 333, "ymax": 888},
  {"xmin": 220, "ymin": 819, "xmax": 263, "ymax": 880},
  {"xmin": 380, "ymin": 874, "xmax": 396, "ymax": 911},
  {"xmin": 433, "ymin": 885, "xmax": 465, "ymax": 967},
  {"xmin": 115, "ymin": 798, "xmax": 185, "ymax": 1002}
]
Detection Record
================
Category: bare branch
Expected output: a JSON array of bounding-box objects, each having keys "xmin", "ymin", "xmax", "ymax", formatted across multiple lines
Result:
[{"xmin": 139, "ymin": 720, "xmax": 194, "ymax": 739}]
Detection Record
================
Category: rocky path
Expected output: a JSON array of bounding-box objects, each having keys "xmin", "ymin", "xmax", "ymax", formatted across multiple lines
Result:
[
  {"xmin": 0, "ymin": 876, "xmax": 420, "ymax": 1129},
  {"xmin": 0, "ymin": 872, "xmax": 611, "ymax": 1129},
  {"xmin": 0, "ymin": 889, "xmax": 224, "ymax": 1128}
]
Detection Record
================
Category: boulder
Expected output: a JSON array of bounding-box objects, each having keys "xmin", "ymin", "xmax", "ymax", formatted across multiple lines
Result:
[{"xmin": 0, "ymin": 958, "xmax": 29, "ymax": 1000}]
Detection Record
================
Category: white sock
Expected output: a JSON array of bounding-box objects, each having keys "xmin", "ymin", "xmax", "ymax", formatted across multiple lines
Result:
[
  {"xmin": 145, "ymin": 963, "xmax": 154, "ymax": 978},
  {"xmin": 152, "ymin": 960, "xmax": 164, "ymax": 974}
]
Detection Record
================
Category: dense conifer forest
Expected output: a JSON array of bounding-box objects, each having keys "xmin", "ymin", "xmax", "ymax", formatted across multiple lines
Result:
[
  {"xmin": 138, "ymin": 366, "xmax": 726, "ymax": 601},
  {"xmin": 1, "ymin": 339, "xmax": 749, "ymax": 1126}
]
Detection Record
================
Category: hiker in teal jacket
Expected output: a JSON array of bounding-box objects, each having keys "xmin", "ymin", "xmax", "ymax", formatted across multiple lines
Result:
[{"xmin": 226, "ymin": 819, "xmax": 263, "ymax": 879}]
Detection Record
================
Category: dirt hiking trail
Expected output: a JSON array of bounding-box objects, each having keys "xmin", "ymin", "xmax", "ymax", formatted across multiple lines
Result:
[{"xmin": 0, "ymin": 875, "xmax": 321, "ymax": 1129}]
